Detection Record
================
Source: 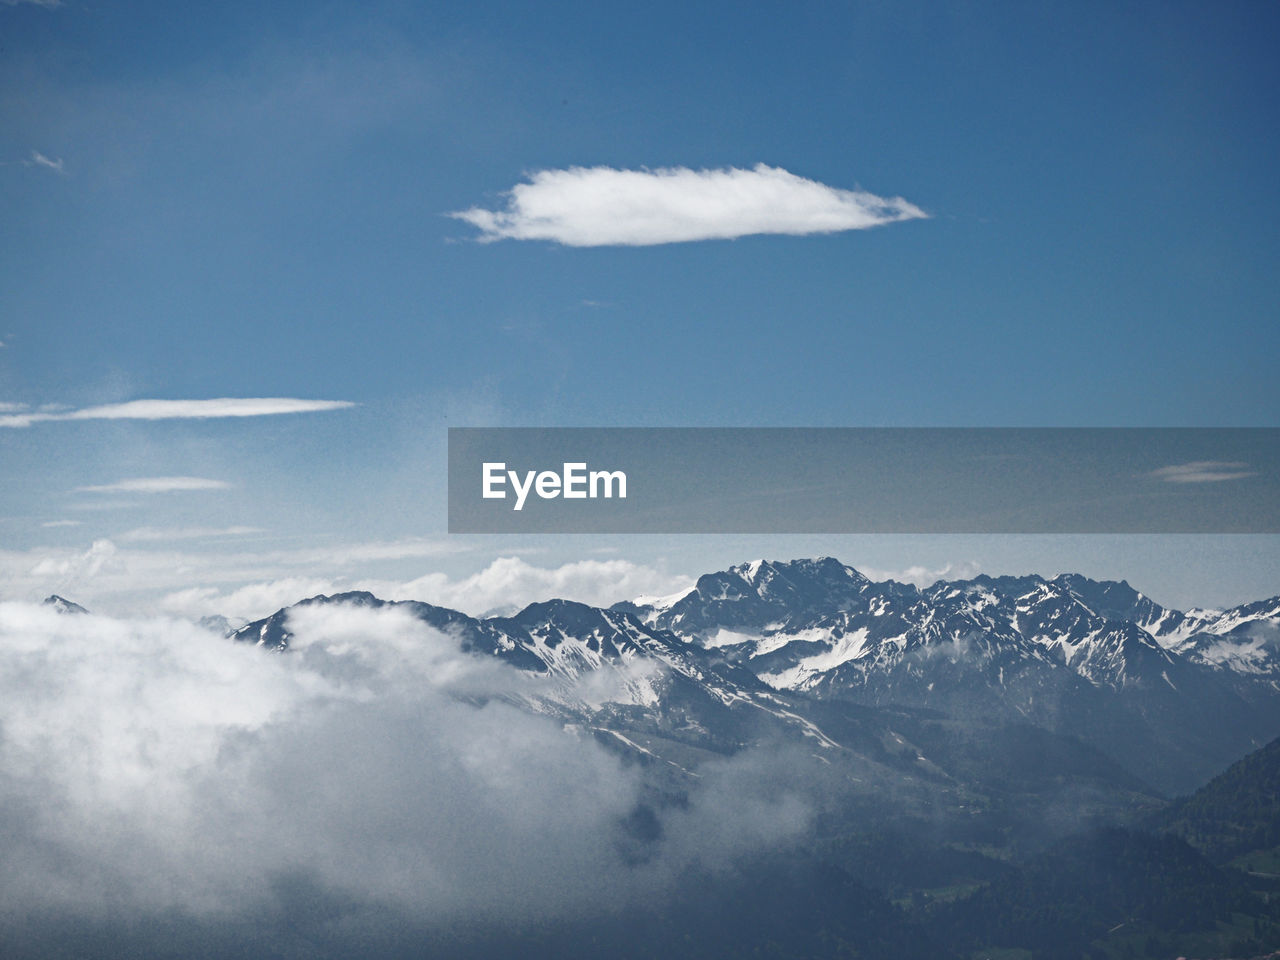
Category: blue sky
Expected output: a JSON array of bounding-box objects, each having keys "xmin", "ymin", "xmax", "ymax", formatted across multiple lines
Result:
[{"xmin": 2, "ymin": 0, "xmax": 1278, "ymax": 615}]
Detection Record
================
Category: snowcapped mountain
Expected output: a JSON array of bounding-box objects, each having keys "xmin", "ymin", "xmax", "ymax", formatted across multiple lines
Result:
[
  {"xmin": 1152, "ymin": 597, "xmax": 1280, "ymax": 682},
  {"xmin": 625, "ymin": 560, "xmax": 1280, "ymax": 695},
  {"xmin": 42, "ymin": 594, "xmax": 88, "ymax": 615},
  {"xmin": 624, "ymin": 560, "xmax": 1280, "ymax": 793},
  {"xmin": 617, "ymin": 557, "xmax": 878, "ymax": 641},
  {"xmin": 229, "ymin": 582, "xmax": 1168, "ymax": 831},
  {"xmin": 231, "ymin": 590, "xmax": 865, "ymax": 771},
  {"xmin": 227, "ymin": 559, "xmax": 1280, "ymax": 795}
]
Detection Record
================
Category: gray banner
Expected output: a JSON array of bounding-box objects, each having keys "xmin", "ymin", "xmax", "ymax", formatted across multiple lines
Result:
[{"xmin": 448, "ymin": 428, "xmax": 1280, "ymax": 533}]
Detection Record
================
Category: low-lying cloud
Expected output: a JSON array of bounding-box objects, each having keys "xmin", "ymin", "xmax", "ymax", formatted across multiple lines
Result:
[
  {"xmin": 0, "ymin": 601, "xmax": 808, "ymax": 940},
  {"xmin": 451, "ymin": 164, "xmax": 926, "ymax": 246},
  {"xmin": 10, "ymin": 540, "xmax": 690, "ymax": 624},
  {"xmin": 381, "ymin": 556, "xmax": 694, "ymax": 616},
  {"xmin": 0, "ymin": 397, "xmax": 354, "ymax": 428},
  {"xmin": 159, "ymin": 556, "xmax": 694, "ymax": 621}
]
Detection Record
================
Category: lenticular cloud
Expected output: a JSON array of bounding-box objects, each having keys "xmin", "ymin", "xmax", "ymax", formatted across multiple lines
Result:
[{"xmin": 450, "ymin": 164, "xmax": 927, "ymax": 246}]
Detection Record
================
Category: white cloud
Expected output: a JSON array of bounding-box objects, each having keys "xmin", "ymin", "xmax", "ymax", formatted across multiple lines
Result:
[
  {"xmin": 159, "ymin": 578, "xmax": 348, "ymax": 621},
  {"xmin": 0, "ymin": 602, "xmax": 620, "ymax": 917},
  {"xmin": 25, "ymin": 149, "xmax": 65, "ymax": 173},
  {"xmin": 450, "ymin": 163, "xmax": 927, "ymax": 246},
  {"xmin": 40, "ymin": 519, "xmax": 82, "ymax": 528},
  {"xmin": 0, "ymin": 537, "xmax": 462, "ymax": 612},
  {"xmin": 3, "ymin": 537, "xmax": 689, "ymax": 621},
  {"xmin": 0, "ymin": 601, "xmax": 808, "ymax": 927},
  {"xmin": 1, "ymin": 0, "xmax": 62, "ymax": 7},
  {"xmin": 0, "ymin": 397, "xmax": 355, "ymax": 428},
  {"xmin": 121, "ymin": 525, "xmax": 262, "ymax": 542},
  {"xmin": 75, "ymin": 476, "xmax": 231, "ymax": 494},
  {"xmin": 857, "ymin": 560, "xmax": 983, "ymax": 588},
  {"xmin": 380, "ymin": 556, "xmax": 694, "ymax": 616},
  {"xmin": 1149, "ymin": 461, "xmax": 1258, "ymax": 483},
  {"xmin": 28, "ymin": 538, "xmax": 120, "ymax": 581},
  {"xmin": 158, "ymin": 556, "xmax": 695, "ymax": 621}
]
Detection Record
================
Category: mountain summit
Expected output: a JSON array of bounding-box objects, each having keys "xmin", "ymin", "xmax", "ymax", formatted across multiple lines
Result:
[{"xmin": 42, "ymin": 595, "xmax": 88, "ymax": 615}]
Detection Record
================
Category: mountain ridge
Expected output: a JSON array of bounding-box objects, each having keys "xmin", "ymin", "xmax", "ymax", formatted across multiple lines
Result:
[{"xmin": 222, "ymin": 557, "xmax": 1280, "ymax": 795}]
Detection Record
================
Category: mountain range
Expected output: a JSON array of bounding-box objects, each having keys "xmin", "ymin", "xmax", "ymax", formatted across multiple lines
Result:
[
  {"xmin": 222, "ymin": 561, "xmax": 1280, "ymax": 959},
  {"xmin": 227, "ymin": 557, "xmax": 1280, "ymax": 797},
  {"xmin": 37, "ymin": 558, "xmax": 1280, "ymax": 959}
]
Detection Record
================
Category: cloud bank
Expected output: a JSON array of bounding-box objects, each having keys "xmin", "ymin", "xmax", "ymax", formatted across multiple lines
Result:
[
  {"xmin": 450, "ymin": 164, "xmax": 926, "ymax": 246},
  {"xmin": 7, "ymin": 539, "xmax": 689, "ymax": 623},
  {"xmin": 378, "ymin": 556, "xmax": 695, "ymax": 616},
  {"xmin": 0, "ymin": 601, "xmax": 808, "ymax": 941},
  {"xmin": 0, "ymin": 397, "xmax": 355, "ymax": 428},
  {"xmin": 157, "ymin": 555, "xmax": 695, "ymax": 621}
]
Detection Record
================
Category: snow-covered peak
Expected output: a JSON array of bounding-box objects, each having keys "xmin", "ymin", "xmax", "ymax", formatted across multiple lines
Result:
[
  {"xmin": 42, "ymin": 595, "xmax": 88, "ymax": 615},
  {"xmin": 632, "ymin": 584, "xmax": 696, "ymax": 612},
  {"xmin": 729, "ymin": 556, "xmax": 867, "ymax": 586}
]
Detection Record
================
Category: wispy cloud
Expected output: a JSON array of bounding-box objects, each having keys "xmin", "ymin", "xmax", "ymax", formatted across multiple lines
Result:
[
  {"xmin": 0, "ymin": 396, "xmax": 355, "ymax": 428},
  {"xmin": 41, "ymin": 520, "xmax": 82, "ymax": 528},
  {"xmin": 450, "ymin": 164, "xmax": 926, "ymax": 247},
  {"xmin": 1, "ymin": 0, "xmax": 61, "ymax": 8},
  {"xmin": 75, "ymin": 477, "xmax": 231, "ymax": 494},
  {"xmin": 121, "ymin": 525, "xmax": 262, "ymax": 542},
  {"xmin": 1149, "ymin": 461, "xmax": 1258, "ymax": 484},
  {"xmin": 24, "ymin": 150, "xmax": 65, "ymax": 173}
]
